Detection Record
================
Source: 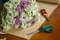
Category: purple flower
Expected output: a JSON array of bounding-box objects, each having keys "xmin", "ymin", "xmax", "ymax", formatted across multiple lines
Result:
[
  {"xmin": 14, "ymin": 0, "xmax": 29, "ymax": 26},
  {"xmin": 16, "ymin": 0, "xmax": 29, "ymax": 14},
  {"xmin": 21, "ymin": 0, "xmax": 29, "ymax": 3},
  {"xmin": 29, "ymin": 19, "xmax": 35, "ymax": 23},
  {"xmin": 22, "ymin": 3, "xmax": 29, "ymax": 8},
  {"xmin": 20, "ymin": 0, "xmax": 29, "ymax": 8},
  {"xmin": 16, "ymin": 5, "xmax": 23, "ymax": 14},
  {"xmin": 15, "ymin": 19, "xmax": 22, "ymax": 25},
  {"xmin": 29, "ymin": 16, "xmax": 36, "ymax": 26}
]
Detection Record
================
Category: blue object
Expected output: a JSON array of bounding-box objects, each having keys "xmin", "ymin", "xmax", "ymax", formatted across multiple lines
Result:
[
  {"xmin": 39, "ymin": 25, "xmax": 52, "ymax": 32},
  {"xmin": 0, "ymin": 0, "xmax": 9, "ymax": 6},
  {"xmin": 27, "ymin": 25, "xmax": 52, "ymax": 36},
  {"xmin": 0, "ymin": 0, "xmax": 3, "ymax": 6}
]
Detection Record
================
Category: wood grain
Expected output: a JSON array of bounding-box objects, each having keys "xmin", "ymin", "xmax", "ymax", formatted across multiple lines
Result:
[{"xmin": 30, "ymin": 5, "xmax": 60, "ymax": 40}]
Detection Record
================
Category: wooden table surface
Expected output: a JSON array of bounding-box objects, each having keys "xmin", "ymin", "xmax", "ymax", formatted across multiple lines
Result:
[
  {"xmin": 30, "ymin": 5, "xmax": 60, "ymax": 40},
  {"xmin": 0, "ymin": 5, "xmax": 60, "ymax": 40}
]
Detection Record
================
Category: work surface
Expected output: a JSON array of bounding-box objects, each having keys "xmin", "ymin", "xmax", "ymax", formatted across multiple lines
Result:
[
  {"xmin": 30, "ymin": 5, "xmax": 60, "ymax": 40},
  {"xmin": 0, "ymin": 3, "xmax": 60, "ymax": 40}
]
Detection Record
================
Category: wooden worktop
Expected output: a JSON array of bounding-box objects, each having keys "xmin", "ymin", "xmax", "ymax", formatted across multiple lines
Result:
[{"xmin": 30, "ymin": 5, "xmax": 60, "ymax": 40}]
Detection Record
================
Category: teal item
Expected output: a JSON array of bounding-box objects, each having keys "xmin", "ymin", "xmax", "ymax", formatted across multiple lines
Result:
[
  {"xmin": 42, "ymin": 25, "xmax": 52, "ymax": 32},
  {"xmin": 27, "ymin": 25, "xmax": 52, "ymax": 36}
]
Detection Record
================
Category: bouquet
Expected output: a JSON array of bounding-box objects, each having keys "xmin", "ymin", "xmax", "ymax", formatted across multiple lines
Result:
[{"xmin": 0, "ymin": 0, "xmax": 40, "ymax": 31}]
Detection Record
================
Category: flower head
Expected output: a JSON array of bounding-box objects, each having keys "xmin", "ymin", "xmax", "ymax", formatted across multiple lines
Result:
[{"xmin": 15, "ymin": 19, "xmax": 22, "ymax": 25}]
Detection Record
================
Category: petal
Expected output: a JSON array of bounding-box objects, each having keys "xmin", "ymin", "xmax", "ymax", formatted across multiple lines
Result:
[
  {"xmin": 21, "ymin": 0, "xmax": 29, "ymax": 2},
  {"xmin": 15, "ymin": 19, "xmax": 22, "ymax": 25},
  {"xmin": 23, "ymin": 3, "xmax": 29, "ymax": 8},
  {"xmin": 16, "ymin": 5, "xmax": 23, "ymax": 14}
]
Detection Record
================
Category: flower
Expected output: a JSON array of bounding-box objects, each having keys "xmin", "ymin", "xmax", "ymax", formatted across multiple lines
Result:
[
  {"xmin": 15, "ymin": 0, "xmax": 29, "ymax": 26},
  {"xmin": 16, "ymin": 5, "xmax": 23, "ymax": 14},
  {"xmin": 15, "ymin": 19, "xmax": 22, "ymax": 25},
  {"xmin": 21, "ymin": 0, "xmax": 29, "ymax": 3},
  {"xmin": 22, "ymin": 2, "xmax": 29, "ymax": 8},
  {"xmin": 16, "ymin": 0, "xmax": 29, "ymax": 14},
  {"xmin": 21, "ymin": 0, "xmax": 29, "ymax": 8}
]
